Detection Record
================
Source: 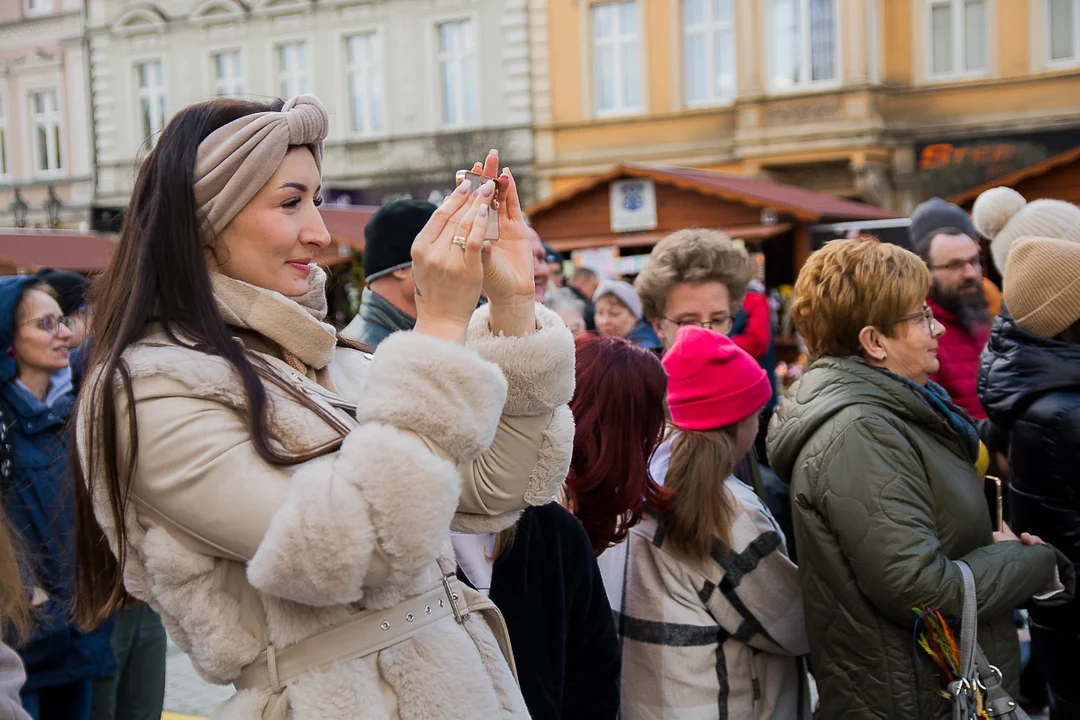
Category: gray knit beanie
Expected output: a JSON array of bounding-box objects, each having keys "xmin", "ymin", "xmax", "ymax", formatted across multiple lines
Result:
[{"xmin": 971, "ymin": 187, "xmax": 1080, "ymax": 273}]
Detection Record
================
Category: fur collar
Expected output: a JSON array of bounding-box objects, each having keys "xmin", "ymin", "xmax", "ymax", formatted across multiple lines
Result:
[{"xmin": 211, "ymin": 272, "xmax": 337, "ymax": 369}]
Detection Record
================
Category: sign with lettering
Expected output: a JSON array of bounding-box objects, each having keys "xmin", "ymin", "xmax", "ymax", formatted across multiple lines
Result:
[{"xmin": 610, "ymin": 179, "xmax": 658, "ymax": 233}]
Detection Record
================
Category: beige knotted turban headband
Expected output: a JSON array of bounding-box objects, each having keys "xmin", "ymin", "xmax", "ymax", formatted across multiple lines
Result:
[{"xmin": 193, "ymin": 94, "xmax": 329, "ymax": 239}]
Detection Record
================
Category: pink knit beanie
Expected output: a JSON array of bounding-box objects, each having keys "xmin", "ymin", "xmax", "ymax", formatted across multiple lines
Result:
[{"xmin": 662, "ymin": 325, "xmax": 772, "ymax": 431}]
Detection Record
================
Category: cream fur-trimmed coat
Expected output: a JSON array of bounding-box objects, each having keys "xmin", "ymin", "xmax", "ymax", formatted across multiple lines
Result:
[{"xmin": 76, "ymin": 273, "xmax": 576, "ymax": 719}]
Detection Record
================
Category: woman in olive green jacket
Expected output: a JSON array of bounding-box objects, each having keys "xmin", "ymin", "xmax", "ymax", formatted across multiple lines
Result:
[{"xmin": 767, "ymin": 237, "xmax": 1075, "ymax": 719}]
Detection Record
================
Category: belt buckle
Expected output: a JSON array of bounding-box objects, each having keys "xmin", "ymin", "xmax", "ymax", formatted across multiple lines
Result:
[{"xmin": 441, "ymin": 574, "xmax": 470, "ymax": 624}]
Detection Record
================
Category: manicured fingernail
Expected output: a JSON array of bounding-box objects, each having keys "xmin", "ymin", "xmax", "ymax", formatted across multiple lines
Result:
[
  {"xmin": 478, "ymin": 203, "xmax": 489, "ymax": 218},
  {"xmin": 489, "ymin": 148, "xmax": 498, "ymax": 155},
  {"xmin": 502, "ymin": 167, "xmax": 510, "ymax": 175},
  {"xmin": 479, "ymin": 179, "xmax": 495, "ymax": 197},
  {"xmin": 455, "ymin": 179, "xmax": 472, "ymax": 195}
]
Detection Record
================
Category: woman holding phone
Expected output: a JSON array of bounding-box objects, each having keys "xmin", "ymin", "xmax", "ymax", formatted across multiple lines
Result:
[{"xmin": 71, "ymin": 95, "xmax": 575, "ymax": 719}]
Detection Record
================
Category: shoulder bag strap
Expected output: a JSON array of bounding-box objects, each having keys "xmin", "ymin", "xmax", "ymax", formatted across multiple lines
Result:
[{"xmin": 949, "ymin": 560, "xmax": 979, "ymax": 719}]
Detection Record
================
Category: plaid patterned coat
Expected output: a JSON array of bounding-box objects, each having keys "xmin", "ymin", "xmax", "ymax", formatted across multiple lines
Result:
[{"xmin": 598, "ymin": 466, "xmax": 810, "ymax": 719}]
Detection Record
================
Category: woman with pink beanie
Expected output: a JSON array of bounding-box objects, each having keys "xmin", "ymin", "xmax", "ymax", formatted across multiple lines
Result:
[{"xmin": 598, "ymin": 325, "xmax": 809, "ymax": 719}]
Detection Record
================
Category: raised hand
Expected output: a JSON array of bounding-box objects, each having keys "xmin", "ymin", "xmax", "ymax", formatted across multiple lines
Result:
[
  {"xmin": 463, "ymin": 150, "xmax": 538, "ymax": 337},
  {"xmin": 409, "ymin": 175, "xmax": 494, "ymax": 344}
]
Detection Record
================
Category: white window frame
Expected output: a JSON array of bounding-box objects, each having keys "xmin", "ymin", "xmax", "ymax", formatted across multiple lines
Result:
[
  {"xmin": 24, "ymin": 0, "xmax": 49, "ymax": 17},
  {"xmin": 135, "ymin": 59, "xmax": 167, "ymax": 146},
  {"xmin": 344, "ymin": 31, "xmax": 385, "ymax": 137},
  {"xmin": 1045, "ymin": 0, "xmax": 1080, "ymax": 67},
  {"xmin": 767, "ymin": 0, "xmax": 842, "ymax": 93},
  {"xmin": 0, "ymin": 93, "xmax": 9, "ymax": 180},
  {"xmin": 211, "ymin": 49, "xmax": 245, "ymax": 98},
  {"xmin": 868, "ymin": 0, "xmax": 880, "ymax": 84},
  {"xmin": 435, "ymin": 18, "xmax": 479, "ymax": 129},
  {"xmin": 591, "ymin": 0, "xmax": 644, "ymax": 116},
  {"xmin": 925, "ymin": 0, "xmax": 990, "ymax": 80},
  {"xmin": 29, "ymin": 89, "xmax": 63, "ymax": 176},
  {"xmin": 682, "ymin": 0, "xmax": 737, "ymax": 107},
  {"xmin": 276, "ymin": 41, "xmax": 311, "ymax": 98}
]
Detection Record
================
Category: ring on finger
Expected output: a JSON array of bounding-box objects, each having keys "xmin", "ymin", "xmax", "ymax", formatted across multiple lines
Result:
[{"xmin": 451, "ymin": 235, "xmax": 468, "ymax": 249}]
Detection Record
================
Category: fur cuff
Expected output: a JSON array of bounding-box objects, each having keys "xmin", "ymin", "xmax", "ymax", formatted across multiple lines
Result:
[
  {"xmin": 523, "ymin": 404, "xmax": 575, "ymax": 506},
  {"xmin": 358, "ymin": 332, "xmax": 507, "ymax": 465},
  {"xmin": 467, "ymin": 303, "xmax": 575, "ymax": 417},
  {"xmin": 349, "ymin": 423, "xmax": 461, "ymax": 586},
  {"xmin": 249, "ymin": 425, "xmax": 461, "ymax": 599},
  {"xmin": 247, "ymin": 454, "xmax": 376, "ymax": 607}
]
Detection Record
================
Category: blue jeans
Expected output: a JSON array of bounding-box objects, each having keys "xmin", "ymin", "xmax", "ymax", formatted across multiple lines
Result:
[{"xmin": 22, "ymin": 679, "xmax": 92, "ymax": 720}]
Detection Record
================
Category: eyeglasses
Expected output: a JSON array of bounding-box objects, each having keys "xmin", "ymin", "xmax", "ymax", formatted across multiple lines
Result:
[
  {"xmin": 662, "ymin": 315, "xmax": 733, "ymax": 333},
  {"xmin": 19, "ymin": 314, "xmax": 75, "ymax": 336},
  {"xmin": 897, "ymin": 306, "xmax": 937, "ymax": 334},
  {"xmin": 928, "ymin": 256, "xmax": 982, "ymax": 273}
]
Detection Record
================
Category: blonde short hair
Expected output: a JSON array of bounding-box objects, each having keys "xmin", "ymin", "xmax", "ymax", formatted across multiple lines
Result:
[
  {"xmin": 792, "ymin": 237, "xmax": 929, "ymax": 362},
  {"xmin": 634, "ymin": 229, "xmax": 753, "ymax": 321}
]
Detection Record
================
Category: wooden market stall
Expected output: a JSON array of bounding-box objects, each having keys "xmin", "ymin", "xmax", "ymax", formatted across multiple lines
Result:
[
  {"xmin": 525, "ymin": 163, "xmax": 898, "ymax": 289},
  {"xmin": 526, "ymin": 164, "xmax": 899, "ymax": 367},
  {"xmin": 950, "ymin": 145, "xmax": 1080, "ymax": 211}
]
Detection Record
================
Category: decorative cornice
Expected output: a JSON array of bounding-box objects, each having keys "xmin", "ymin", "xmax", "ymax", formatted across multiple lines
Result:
[
  {"xmin": 190, "ymin": 0, "xmax": 249, "ymax": 25},
  {"xmin": 110, "ymin": 4, "xmax": 169, "ymax": 36}
]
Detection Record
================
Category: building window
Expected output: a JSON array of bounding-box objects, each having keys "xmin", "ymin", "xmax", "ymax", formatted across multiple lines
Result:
[
  {"xmin": 0, "ymin": 94, "xmax": 8, "ymax": 178},
  {"xmin": 213, "ymin": 50, "xmax": 244, "ymax": 98},
  {"xmin": 136, "ymin": 61, "xmax": 166, "ymax": 144},
  {"xmin": 277, "ymin": 42, "xmax": 310, "ymax": 98},
  {"xmin": 770, "ymin": 0, "xmax": 839, "ymax": 91},
  {"xmin": 436, "ymin": 20, "xmax": 477, "ymax": 128},
  {"xmin": 346, "ymin": 33, "xmax": 384, "ymax": 135},
  {"xmin": 683, "ymin": 0, "xmax": 736, "ymax": 105},
  {"xmin": 592, "ymin": 1, "xmax": 642, "ymax": 114},
  {"xmin": 1048, "ymin": 0, "xmax": 1080, "ymax": 63},
  {"xmin": 928, "ymin": 0, "xmax": 988, "ymax": 77},
  {"xmin": 30, "ymin": 90, "xmax": 62, "ymax": 174},
  {"xmin": 25, "ymin": 0, "xmax": 49, "ymax": 16}
]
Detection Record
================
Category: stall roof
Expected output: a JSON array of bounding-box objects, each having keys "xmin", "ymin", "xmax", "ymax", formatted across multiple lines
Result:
[
  {"xmin": 0, "ymin": 229, "xmax": 117, "ymax": 273},
  {"xmin": 544, "ymin": 223, "xmax": 794, "ymax": 252},
  {"xmin": 948, "ymin": 145, "xmax": 1080, "ymax": 207},
  {"xmin": 527, "ymin": 163, "xmax": 899, "ymax": 222},
  {"xmin": 0, "ymin": 205, "xmax": 377, "ymax": 274}
]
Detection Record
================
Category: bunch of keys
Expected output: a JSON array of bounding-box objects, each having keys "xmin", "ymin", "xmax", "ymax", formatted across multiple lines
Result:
[{"xmin": 455, "ymin": 170, "xmax": 500, "ymax": 240}]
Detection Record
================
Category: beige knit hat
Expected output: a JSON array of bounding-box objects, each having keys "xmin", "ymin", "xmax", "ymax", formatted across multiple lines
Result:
[
  {"xmin": 1003, "ymin": 236, "xmax": 1080, "ymax": 338},
  {"xmin": 972, "ymin": 187, "xmax": 1080, "ymax": 274}
]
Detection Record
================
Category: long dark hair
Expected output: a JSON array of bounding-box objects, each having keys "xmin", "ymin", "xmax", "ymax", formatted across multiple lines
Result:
[
  {"xmin": 565, "ymin": 334, "xmax": 669, "ymax": 553},
  {"xmin": 72, "ymin": 98, "xmax": 340, "ymax": 628}
]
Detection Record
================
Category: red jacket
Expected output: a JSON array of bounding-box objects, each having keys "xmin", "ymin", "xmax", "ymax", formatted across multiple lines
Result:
[
  {"xmin": 928, "ymin": 297, "xmax": 990, "ymax": 419},
  {"xmin": 731, "ymin": 291, "xmax": 770, "ymax": 359}
]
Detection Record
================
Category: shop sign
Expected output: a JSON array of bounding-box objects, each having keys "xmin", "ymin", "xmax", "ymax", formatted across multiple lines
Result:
[{"xmin": 610, "ymin": 179, "xmax": 658, "ymax": 233}]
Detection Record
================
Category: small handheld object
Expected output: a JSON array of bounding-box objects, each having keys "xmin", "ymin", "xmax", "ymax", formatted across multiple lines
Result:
[
  {"xmin": 455, "ymin": 170, "xmax": 500, "ymax": 240},
  {"xmin": 984, "ymin": 475, "xmax": 1003, "ymax": 533}
]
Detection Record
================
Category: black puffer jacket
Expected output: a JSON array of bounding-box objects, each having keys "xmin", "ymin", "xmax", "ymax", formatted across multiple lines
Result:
[{"xmin": 980, "ymin": 313, "xmax": 1080, "ymax": 710}]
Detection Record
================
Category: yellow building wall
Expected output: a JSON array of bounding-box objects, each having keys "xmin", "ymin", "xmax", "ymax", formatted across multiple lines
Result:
[
  {"xmin": 997, "ymin": 0, "xmax": 1030, "ymax": 78},
  {"xmin": 538, "ymin": 0, "xmax": 1080, "ymax": 207}
]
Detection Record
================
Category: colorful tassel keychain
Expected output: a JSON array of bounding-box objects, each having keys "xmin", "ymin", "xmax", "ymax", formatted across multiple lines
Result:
[{"xmin": 913, "ymin": 606, "xmax": 990, "ymax": 718}]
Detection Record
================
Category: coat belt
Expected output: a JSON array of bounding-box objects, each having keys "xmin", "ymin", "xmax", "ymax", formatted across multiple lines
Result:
[{"xmin": 234, "ymin": 575, "xmax": 471, "ymax": 695}]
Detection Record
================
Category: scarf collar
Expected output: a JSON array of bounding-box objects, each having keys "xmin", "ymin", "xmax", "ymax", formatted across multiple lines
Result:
[
  {"xmin": 211, "ymin": 272, "xmax": 337, "ymax": 371},
  {"xmin": 850, "ymin": 356, "xmax": 980, "ymax": 463}
]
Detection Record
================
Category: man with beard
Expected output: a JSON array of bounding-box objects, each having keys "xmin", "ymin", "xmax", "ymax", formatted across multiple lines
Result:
[{"xmin": 909, "ymin": 197, "xmax": 991, "ymax": 419}]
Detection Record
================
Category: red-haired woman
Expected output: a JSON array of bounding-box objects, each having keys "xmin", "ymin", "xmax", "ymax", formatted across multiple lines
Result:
[
  {"xmin": 563, "ymin": 333, "xmax": 669, "ymax": 552},
  {"xmin": 602, "ymin": 326, "xmax": 809, "ymax": 719}
]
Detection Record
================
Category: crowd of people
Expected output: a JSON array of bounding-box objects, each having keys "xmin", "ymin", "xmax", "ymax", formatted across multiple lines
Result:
[{"xmin": 0, "ymin": 92, "xmax": 1074, "ymax": 720}]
